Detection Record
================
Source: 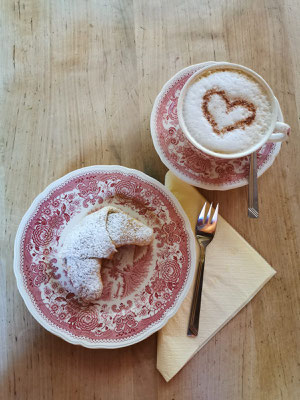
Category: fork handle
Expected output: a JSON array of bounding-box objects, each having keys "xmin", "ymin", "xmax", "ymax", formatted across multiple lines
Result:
[{"xmin": 187, "ymin": 244, "xmax": 206, "ymax": 336}]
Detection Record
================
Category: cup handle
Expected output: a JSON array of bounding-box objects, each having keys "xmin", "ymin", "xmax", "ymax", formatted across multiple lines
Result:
[{"xmin": 268, "ymin": 122, "xmax": 290, "ymax": 143}]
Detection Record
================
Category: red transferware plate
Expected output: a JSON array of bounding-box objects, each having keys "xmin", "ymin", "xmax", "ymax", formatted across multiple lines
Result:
[{"xmin": 14, "ymin": 166, "xmax": 196, "ymax": 348}]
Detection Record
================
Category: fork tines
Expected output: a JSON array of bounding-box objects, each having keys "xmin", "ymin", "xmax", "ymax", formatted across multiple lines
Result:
[{"xmin": 196, "ymin": 202, "xmax": 219, "ymax": 231}]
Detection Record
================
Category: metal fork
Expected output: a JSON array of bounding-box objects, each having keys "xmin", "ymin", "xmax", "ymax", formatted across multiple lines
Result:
[{"xmin": 187, "ymin": 202, "xmax": 219, "ymax": 337}]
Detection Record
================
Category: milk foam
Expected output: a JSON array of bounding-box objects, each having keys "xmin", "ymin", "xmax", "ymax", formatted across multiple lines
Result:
[{"xmin": 182, "ymin": 69, "xmax": 273, "ymax": 154}]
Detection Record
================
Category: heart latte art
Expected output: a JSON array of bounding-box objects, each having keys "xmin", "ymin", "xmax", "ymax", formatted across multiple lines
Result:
[
  {"xmin": 182, "ymin": 68, "xmax": 273, "ymax": 154},
  {"xmin": 202, "ymin": 89, "xmax": 256, "ymax": 135}
]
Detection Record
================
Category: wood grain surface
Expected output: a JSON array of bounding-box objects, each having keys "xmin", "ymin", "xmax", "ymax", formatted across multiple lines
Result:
[{"xmin": 1, "ymin": 0, "xmax": 299, "ymax": 399}]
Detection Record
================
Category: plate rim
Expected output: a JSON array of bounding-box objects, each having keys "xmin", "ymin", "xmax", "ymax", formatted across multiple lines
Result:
[
  {"xmin": 14, "ymin": 165, "xmax": 196, "ymax": 348},
  {"xmin": 150, "ymin": 62, "xmax": 282, "ymax": 191}
]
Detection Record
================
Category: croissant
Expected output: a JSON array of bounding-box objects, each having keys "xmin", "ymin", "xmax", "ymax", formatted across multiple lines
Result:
[{"xmin": 60, "ymin": 206, "xmax": 154, "ymax": 301}]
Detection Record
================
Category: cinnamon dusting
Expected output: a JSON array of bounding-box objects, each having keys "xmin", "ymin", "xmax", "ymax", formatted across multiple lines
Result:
[{"xmin": 202, "ymin": 89, "xmax": 256, "ymax": 135}]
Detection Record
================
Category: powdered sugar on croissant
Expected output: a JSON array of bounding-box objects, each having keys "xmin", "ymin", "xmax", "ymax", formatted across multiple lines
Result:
[{"xmin": 60, "ymin": 206, "xmax": 154, "ymax": 301}]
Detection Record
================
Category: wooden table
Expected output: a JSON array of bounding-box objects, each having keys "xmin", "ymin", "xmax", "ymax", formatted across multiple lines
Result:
[{"xmin": 1, "ymin": 1, "xmax": 299, "ymax": 399}]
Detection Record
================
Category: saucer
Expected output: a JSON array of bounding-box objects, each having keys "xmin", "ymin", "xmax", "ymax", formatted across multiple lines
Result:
[{"xmin": 150, "ymin": 62, "xmax": 283, "ymax": 190}]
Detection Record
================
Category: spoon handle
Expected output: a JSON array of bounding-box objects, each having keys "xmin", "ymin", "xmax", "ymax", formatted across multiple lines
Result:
[{"xmin": 248, "ymin": 152, "xmax": 259, "ymax": 218}]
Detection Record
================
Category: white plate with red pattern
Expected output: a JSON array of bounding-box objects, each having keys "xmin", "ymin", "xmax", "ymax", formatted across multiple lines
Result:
[
  {"xmin": 14, "ymin": 166, "xmax": 196, "ymax": 348},
  {"xmin": 151, "ymin": 62, "xmax": 283, "ymax": 190}
]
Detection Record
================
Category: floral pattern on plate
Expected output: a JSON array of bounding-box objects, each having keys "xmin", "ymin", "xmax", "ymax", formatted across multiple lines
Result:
[{"xmin": 14, "ymin": 166, "xmax": 196, "ymax": 348}]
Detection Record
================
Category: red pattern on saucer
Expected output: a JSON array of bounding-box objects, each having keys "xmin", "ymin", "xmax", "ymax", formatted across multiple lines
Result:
[
  {"xmin": 151, "ymin": 63, "xmax": 282, "ymax": 190},
  {"xmin": 14, "ymin": 166, "xmax": 195, "ymax": 348}
]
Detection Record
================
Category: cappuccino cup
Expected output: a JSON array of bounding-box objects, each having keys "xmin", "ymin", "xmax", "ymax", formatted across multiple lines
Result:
[{"xmin": 177, "ymin": 62, "xmax": 290, "ymax": 159}]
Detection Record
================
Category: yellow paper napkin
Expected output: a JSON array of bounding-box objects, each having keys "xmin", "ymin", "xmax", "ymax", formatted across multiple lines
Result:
[{"xmin": 157, "ymin": 171, "xmax": 276, "ymax": 382}]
